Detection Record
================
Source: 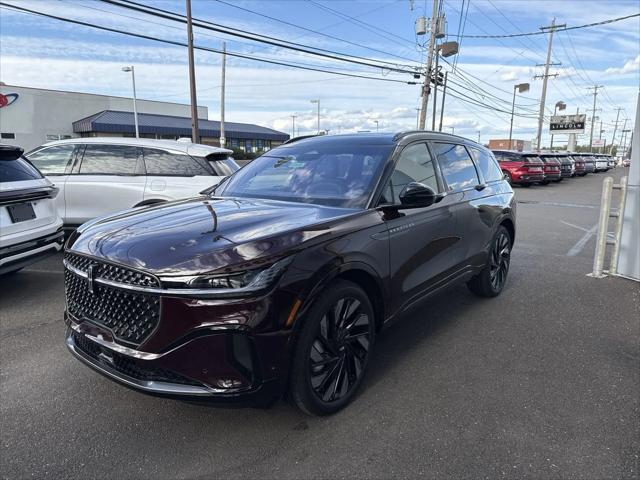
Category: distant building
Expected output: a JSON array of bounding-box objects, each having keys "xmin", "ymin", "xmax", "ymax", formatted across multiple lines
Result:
[
  {"xmin": 488, "ymin": 139, "xmax": 532, "ymax": 152},
  {"xmin": 0, "ymin": 84, "xmax": 288, "ymax": 152}
]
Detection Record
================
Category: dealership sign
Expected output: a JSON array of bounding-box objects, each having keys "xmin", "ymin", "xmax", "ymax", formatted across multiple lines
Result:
[
  {"xmin": 0, "ymin": 93, "xmax": 19, "ymax": 108},
  {"xmin": 549, "ymin": 114, "xmax": 586, "ymax": 134},
  {"xmin": 592, "ymin": 138, "xmax": 605, "ymax": 148}
]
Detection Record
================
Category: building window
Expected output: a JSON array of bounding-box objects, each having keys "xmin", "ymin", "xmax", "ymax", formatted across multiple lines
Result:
[
  {"xmin": 0, "ymin": 133, "xmax": 16, "ymax": 139},
  {"xmin": 45, "ymin": 134, "xmax": 72, "ymax": 141}
]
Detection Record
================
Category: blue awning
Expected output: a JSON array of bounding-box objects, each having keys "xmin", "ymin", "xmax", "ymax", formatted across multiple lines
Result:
[{"xmin": 73, "ymin": 110, "xmax": 289, "ymax": 142}]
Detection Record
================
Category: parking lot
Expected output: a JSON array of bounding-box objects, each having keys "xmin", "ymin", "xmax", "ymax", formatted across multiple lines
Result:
[{"xmin": 1, "ymin": 168, "xmax": 638, "ymax": 479}]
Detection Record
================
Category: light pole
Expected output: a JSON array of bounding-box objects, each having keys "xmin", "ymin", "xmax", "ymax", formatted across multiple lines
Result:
[
  {"xmin": 310, "ymin": 99, "xmax": 320, "ymax": 134},
  {"xmin": 621, "ymin": 128, "xmax": 631, "ymax": 157},
  {"xmin": 374, "ymin": 120, "xmax": 379, "ymax": 132},
  {"xmin": 121, "ymin": 66, "xmax": 139, "ymax": 138},
  {"xmin": 290, "ymin": 114, "xmax": 297, "ymax": 138},
  {"xmin": 549, "ymin": 100, "xmax": 566, "ymax": 149},
  {"xmin": 449, "ymin": 126, "xmax": 455, "ymax": 134},
  {"xmin": 509, "ymin": 82, "xmax": 530, "ymax": 150},
  {"xmin": 431, "ymin": 41, "xmax": 459, "ymax": 130}
]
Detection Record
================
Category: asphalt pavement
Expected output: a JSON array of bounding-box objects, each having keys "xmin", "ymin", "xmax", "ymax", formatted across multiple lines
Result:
[{"xmin": 1, "ymin": 168, "xmax": 638, "ymax": 479}]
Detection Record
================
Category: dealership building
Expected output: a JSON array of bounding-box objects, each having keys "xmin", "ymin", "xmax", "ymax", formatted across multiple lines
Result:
[{"xmin": 0, "ymin": 84, "xmax": 289, "ymax": 152}]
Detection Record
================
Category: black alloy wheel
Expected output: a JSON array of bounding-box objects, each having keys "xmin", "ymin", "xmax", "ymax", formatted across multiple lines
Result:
[
  {"xmin": 467, "ymin": 225, "xmax": 512, "ymax": 297},
  {"xmin": 290, "ymin": 280, "xmax": 375, "ymax": 415},
  {"xmin": 489, "ymin": 230, "xmax": 511, "ymax": 291}
]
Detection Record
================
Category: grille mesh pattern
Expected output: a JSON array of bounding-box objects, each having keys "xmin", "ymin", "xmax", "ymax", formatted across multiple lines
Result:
[
  {"xmin": 64, "ymin": 254, "xmax": 160, "ymax": 346},
  {"xmin": 65, "ymin": 252, "xmax": 159, "ymax": 287},
  {"xmin": 72, "ymin": 332, "xmax": 202, "ymax": 387}
]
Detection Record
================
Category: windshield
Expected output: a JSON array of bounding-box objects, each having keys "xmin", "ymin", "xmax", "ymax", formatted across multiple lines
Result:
[{"xmin": 219, "ymin": 142, "xmax": 393, "ymax": 208}]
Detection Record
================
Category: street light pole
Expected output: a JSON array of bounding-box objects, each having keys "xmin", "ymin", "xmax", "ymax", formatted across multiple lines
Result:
[
  {"xmin": 121, "ymin": 66, "xmax": 139, "ymax": 138},
  {"xmin": 290, "ymin": 114, "xmax": 297, "ymax": 138},
  {"xmin": 374, "ymin": 120, "xmax": 379, "ymax": 132},
  {"xmin": 549, "ymin": 101, "xmax": 566, "ymax": 150},
  {"xmin": 310, "ymin": 99, "xmax": 320, "ymax": 134},
  {"xmin": 509, "ymin": 82, "xmax": 530, "ymax": 150},
  {"xmin": 219, "ymin": 41, "xmax": 226, "ymax": 148}
]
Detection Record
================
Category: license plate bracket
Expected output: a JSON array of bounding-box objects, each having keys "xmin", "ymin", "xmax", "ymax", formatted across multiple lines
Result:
[{"xmin": 7, "ymin": 202, "xmax": 37, "ymax": 223}]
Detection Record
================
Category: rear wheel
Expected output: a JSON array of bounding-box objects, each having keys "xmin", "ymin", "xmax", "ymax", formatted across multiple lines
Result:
[
  {"xmin": 503, "ymin": 171, "xmax": 512, "ymax": 185},
  {"xmin": 467, "ymin": 226, "xmax": 511, "ymax": 298},
  {"xmin": 289, "ymin": 280, "xmax": 375, "ymax": 416}
]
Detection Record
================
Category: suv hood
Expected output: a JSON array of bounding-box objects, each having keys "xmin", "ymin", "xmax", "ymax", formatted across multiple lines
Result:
[{"xmin": 69, "ymin": 197, "xmax": 359, "ymax": 275}]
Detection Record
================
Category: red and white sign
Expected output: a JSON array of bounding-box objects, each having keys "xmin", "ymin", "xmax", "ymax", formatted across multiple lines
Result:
[{"xmin": 592, "ymin": 138, "xmax": 605, "ymax": 148}]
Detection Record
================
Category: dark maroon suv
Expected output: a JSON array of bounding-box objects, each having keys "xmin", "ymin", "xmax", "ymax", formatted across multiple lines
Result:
[{"xmin": 64, "ymin": 132, "xmax": 516, "ymax": 415}]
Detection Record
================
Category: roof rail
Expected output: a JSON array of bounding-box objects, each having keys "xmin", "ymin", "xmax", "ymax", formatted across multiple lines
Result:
[{"xmin": 282, "ymin": 134, "xmax": 319, "ymax": 145}]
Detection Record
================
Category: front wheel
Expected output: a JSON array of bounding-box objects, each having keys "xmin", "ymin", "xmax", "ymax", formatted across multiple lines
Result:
[
  {"xmin": 467, "ymin": 226, "xmax": 511, "ymax": 298},
  {"xmin": 289, "ymin": 280, "xmax": 375, "ymax": 416}
]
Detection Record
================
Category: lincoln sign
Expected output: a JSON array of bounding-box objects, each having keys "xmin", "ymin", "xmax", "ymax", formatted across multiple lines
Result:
[{"xmin": 550, "ymin": 114, "xmax": 586, "ymax": 134}]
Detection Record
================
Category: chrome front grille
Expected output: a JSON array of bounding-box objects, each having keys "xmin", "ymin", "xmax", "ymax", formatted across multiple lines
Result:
[{"xmin": 64, "ymin": 253, "xmax": 160, "ymax": 347}]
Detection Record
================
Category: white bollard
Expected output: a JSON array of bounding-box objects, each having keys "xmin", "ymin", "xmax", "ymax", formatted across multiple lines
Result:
[
  {"xmin": 589, "ymin": 177, "xmax": 613, "ymax": 278},
  {"xmin": 609, "ymin": 176, "xmax": 628, "ymax": 275}
]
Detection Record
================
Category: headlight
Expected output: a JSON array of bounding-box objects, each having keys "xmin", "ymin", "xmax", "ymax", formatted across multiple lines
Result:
[{"xmin": 161, "ymin": 256, "xmax": 293, "ymax": 296}]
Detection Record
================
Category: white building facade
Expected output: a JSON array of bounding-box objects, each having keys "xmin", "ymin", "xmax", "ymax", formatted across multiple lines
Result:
[{"xmin": 0, "ymin": 84, "xmax": 207, "ymax": 152}]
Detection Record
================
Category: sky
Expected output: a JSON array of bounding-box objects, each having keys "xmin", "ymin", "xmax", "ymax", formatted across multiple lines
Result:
[{"xmin": 1, "ymin": 0, "xmax": 639, "ymax": 147}]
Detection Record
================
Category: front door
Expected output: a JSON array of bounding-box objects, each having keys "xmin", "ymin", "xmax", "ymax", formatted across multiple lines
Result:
[{"xmin": 383, "ymin": 142, "xmax": 461, "ymax": 312}]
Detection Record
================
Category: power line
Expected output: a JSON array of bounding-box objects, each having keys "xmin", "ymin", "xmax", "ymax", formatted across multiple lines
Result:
[
  {"xmin": 98, "ymin": 0, "xmax": 419, "ymax": 75},
  {"xmin": 452, "ymin": 13, "xmax": 640, "ymax": 38},
  {"xmin": 211, "ymin": 0, "xmax": 420, "ymax": 63},
  {"xmin": 306, "ymin": 0, "xmax": 416, "ymax": 48},
  {"xmin": 0, "ymin": 2, "xmax": 418, "ymax": 85}
]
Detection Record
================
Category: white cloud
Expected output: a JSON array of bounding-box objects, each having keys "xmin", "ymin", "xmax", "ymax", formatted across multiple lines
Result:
[{"xmin": 605, "ymin": 55, "xmax": 640, "ymax": 75}]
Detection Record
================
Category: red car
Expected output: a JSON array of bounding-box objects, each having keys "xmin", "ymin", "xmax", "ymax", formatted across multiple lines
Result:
[{"xmin": 492, "ymin": 150, "xmax": 545, "ymax": 187}]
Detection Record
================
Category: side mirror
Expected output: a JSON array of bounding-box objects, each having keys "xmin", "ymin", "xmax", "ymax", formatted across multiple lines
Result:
[{"xmin": 398, "ymin": 182, "xmax": 438, "ymax": 208}]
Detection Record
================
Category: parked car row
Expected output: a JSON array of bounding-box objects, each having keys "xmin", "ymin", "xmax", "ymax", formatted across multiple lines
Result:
[{"xmin": 492, "ymin": 150, "xmax": 616, "ymax": 187}]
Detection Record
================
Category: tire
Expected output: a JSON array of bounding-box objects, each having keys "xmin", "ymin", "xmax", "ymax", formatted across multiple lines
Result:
[
  {"xmin": 467, "ymin": 226, "xmax": 511, "ymax": 298},
  {"xmin": 503, "ymin": 171, "xmax": 512, "ymax": 185},
  {"xmin": 289, "ymin": 280, "xmax": 376, "ymax": 416},
  {"xmin": 541, "ymin": 180, "xmax": 550, "ymax": 185}
]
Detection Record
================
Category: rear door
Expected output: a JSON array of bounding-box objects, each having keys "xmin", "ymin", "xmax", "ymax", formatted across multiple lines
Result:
[
  {"xmin": 141, "ymin": 148, "xmax": 219, "ymax": 201},
  {"xmin": 25, "ymin": 144, "xmax": 76, "ymax": 222},
  {"xmin": 431, "ymin": 142, "xmax": 486, "ymax": 266},
  {"xmin": 64, "ymin": 144, "xmax": 145, "ymax": 225}
]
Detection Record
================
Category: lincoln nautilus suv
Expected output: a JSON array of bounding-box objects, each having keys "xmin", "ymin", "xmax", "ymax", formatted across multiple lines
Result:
[{"xmin": 64, "ymin": 132, "xmax": 516, "ymax": 415}]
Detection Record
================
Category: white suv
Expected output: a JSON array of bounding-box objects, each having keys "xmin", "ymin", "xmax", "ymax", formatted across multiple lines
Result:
[
  {"xmin": 25, "ymin": 138, "xmax": 238, "ymax": 228},
  {"xmin": 0, "ymin": 145, "xmax": 64, "ymax": 275}
]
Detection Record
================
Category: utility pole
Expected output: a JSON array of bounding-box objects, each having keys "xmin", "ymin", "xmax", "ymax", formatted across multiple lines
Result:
[
  {"xmin": 609, "ymin": 107, "xmax": 623, "ymax": 155},
  {"xmin": 186, "ymin": 0, "xmax": 199, "ymax": 143},
  {"xmin": 219, "ymin": 41, "xmax": 226, "ymax": 148},
  {"xmin": 588, "ymin": 85, "xmax": 603, "ymax": 152},
  {"xmin": 431, "ymin": 53, "xmax": 440, "ymax": 130},
  {"xmin": 418, "ymin": 0, "xmax": 439, "ymax": 130},
  {"xmin": 438, "ymin": 71, "xmax": 448, "ymax": 132},
  {"xmin": 290, "ymin": 114, "xmax": 297, "ymax": 138},
  {"xmin": 534, "ymin": 18, "xmax": 564, "ymax": 150},
  {"xmin": 599, "ymin": 120, "xmax": 604, "ymax": 153}
]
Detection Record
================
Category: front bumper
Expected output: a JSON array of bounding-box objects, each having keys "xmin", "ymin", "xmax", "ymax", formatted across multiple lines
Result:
[
  {"xmin": 0, "ymin": 228, "xmax": 64, "ymax": 274},
  {"xmin": 65, "ymin": 314, "xmax": 287, "ymax": 406}
]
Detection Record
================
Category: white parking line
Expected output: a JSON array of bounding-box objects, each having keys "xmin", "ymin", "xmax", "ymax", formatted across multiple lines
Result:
[{"xmin": 566, "ymin": 223, "xmax": 598, "ymax": 256}]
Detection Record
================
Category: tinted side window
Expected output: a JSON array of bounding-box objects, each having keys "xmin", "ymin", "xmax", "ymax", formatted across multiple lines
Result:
[
  {"xmin": 27, "ymin": 145, "xmax": 75, "ymax": 175},
  {"xmin": 143, "ymin": 148, "xmax": 210, "ymax": 176},
  {"xmin": 382, "ymin": 143, "xmax": 438, "ymax": 204},
  {"xmin": 433, "ymin": 143, "xmax": 479, "ymax": 191},
  {"xmin": 0, "ymin": 157, "xmax": 43, "ymax": 182},
  {"xmin": 79, "ymin": 145, "xmax": 138, "ymax": 174},
  {"xmin": 469, "ymin": 147, "xmax": 504, "ymax": 183}
]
